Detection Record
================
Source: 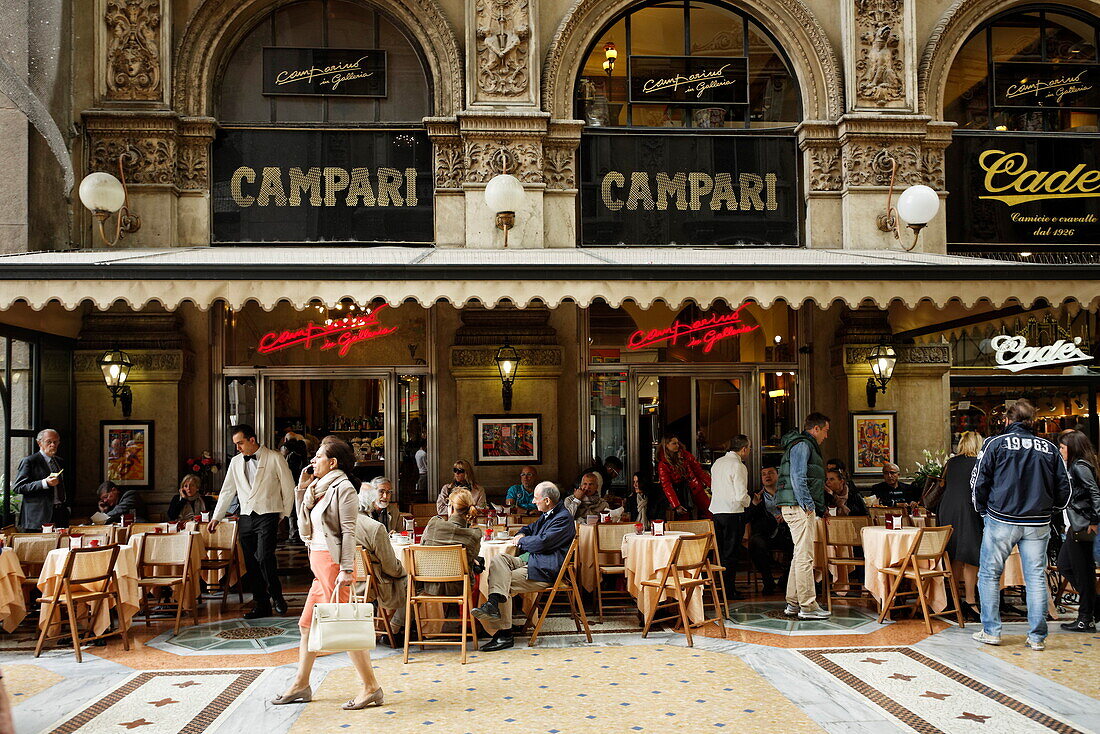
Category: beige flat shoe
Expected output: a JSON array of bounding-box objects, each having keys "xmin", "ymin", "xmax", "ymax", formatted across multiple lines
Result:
[
  {"xmin": 342, "ymin": 687, "xmax": 384, "ymax": 710},
  {"xmin": 271, "ymin": 685, "xmax": 312, "ymax": 705}
]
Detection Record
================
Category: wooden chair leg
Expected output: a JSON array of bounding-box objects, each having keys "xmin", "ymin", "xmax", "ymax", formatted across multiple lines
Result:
[
  {"xmin": 569, "ymin": 573, "xmax": 593, "ymax": 642},
  {"xmin": 459, "ymin": 585, "xmax": 468, "ymax": 665},
  {"xmin": 823, "ymin": 563, "xmax": 833, "ymax": 613},
  {"xmin": 707, "ymin": 580, "xmax": 726, "ymax": 639},
  {"xmin": 640, "ymin": 590, "xmax": 658, "ymax": 639},
  {"xmin": 944, "ymin": 568, "xmax": 965, "ymax": 628},
  {"xmin": 876, "ymin": 569, "xmax": 906, "ymax": 624},
  {"xmin": 402, "ymin": 597, "xmax": 413, "ymax": 664},
  {"xmin": 173, "ymin": 585, "xmax": 185, "ymax": 635},
  {"xmin": 114, "ymin": 589, "xmax": 131, "ymax": 651},
  {"xmin": 530, "ymin": 586, "xmax": 561, "ymax": 648},
  {"xmin": 674, "ymin": 580, "xmax": 693, "ymax": 647},
  {"xmin": 64, "ymin": 600, "xmax": 83, "ymax": 663},
  {"xmin": 35, "ymin": 598, "xmax": 60, "ymax": 658},
  {"xmin": 914, "ymin": 570, "xmax": 934, "ymax": 635}
]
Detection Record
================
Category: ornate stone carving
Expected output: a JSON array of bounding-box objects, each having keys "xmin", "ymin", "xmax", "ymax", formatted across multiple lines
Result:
[
  {"xmin": 176, "ymin": 141, "xmax": 208, "ymax": 190},
  {"xmin": 74, "ymin": 351, "xmax": 185, "ymax": 374},
  {"xmin": 450, "ymin": 347, "xmax": 562, "ymax": 367},
  {"xmin": 844, "ymin": 142, "xmax": 920, "ymax": 187},
  {"xmin": 854, "ymin": 0, "xmax": 904, "ymax": 107},
  {"xmin": 808, "ymin": 145, "xmax": 843, "ymax": 191},
  {"xmin": 464, "ymin": 140, "xmax": 542, "ymax": 184},
  {"xmin": 844, "ymin": 344, "xmax": 951, "ymax": 365},
  {"xmin": 90, "ymin": 135, "xmax": 175, "ymax": 185},
  {"xmin": 434, "ymin": 140, "xmax": 465, "ymax": 189},
  {"xmin": 919, "ymin": 146, "xmax": 945, "ymax": 191},
  {"xmin": 104, "ymin": 0, "xmax": 162, "ymax": 101},
  {"xmin": 543, "ymin": 145, "xmax": 575, "ymax": 190},
  {"xmin": 543, "ymin": 0, "xmax": 843, "ymax": 121},
  {"xmin": 475, "ymin": 0, "xmax": 531, "ymax": 98}
]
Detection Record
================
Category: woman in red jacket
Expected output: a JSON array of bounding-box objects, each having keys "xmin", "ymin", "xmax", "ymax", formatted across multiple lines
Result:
[{"xmin": 657, "ymin": 435, "xmax": 712, "ymax": 519}]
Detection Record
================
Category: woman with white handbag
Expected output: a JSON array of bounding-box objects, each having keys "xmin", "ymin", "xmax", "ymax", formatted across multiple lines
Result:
[{"xmin": 272, "ymin": 438, "xmax": 384, "ymax": 711}]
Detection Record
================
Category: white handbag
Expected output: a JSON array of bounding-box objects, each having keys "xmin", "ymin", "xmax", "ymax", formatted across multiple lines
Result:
[{"xmin": 307, "ymin": 583, "xmax": 376, "ymax": 652}]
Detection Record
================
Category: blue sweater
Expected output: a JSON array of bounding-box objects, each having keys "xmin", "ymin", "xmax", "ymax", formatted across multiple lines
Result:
[
  {"xmin": 516, "ymin": 502, "xmax": 576, "ymax": 583},
  {"xmin": 971, "ymin": 422, "xmax": 1071, "ymax": 526}
]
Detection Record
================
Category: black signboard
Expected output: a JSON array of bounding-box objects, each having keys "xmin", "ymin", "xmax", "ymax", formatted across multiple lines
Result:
[
  {"xmin": 992, "ymin": 62, "xmax": 1100, "ymax": 110},
  {"xmin": 579, "ymin": 131, "xmax": 799, "ymax": 246},
  {"xmin": 212, "ymin": 128, "xmax": 433, "ymax": 243},
  {"xmin": 263, "ymin": 47, "xmax": 387, "ymax": 97},
  {"xmin": 629, "ymin": 56, "xmax": 748, "ymax": 106},
  {"xmin": 947, "ymin": 133, "xmax": 1100, "ymax": 246}
]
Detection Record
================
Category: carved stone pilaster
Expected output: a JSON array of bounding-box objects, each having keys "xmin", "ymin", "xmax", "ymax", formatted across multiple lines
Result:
[
  {"xmin": 544, "ymin": 120, "xmax": 583, "ymax": 192},
  {"xmin": 837, "ymin": 115, "xmax": 952, "ymax": 192},
  {"xmin": 176, "ymin": 117, "xmax": 215, "ymax": 192},
  {"xmin": 799, "ymin": 122, "xmax": 843, "ymax": 193},
  {"xmin": 468, "ymin": 0, "xmax": 538, "ymax": 107},
  {"xmin": 458, "ymin": 110, "xmax": 548, "ymax": 184},
  {"xmin": 426, "ymin": 118, "xmax": 464, "ymax": 190},
  {"xmin": 97, "ymin": 0, "xmax": 170, "ymax": 106},
  {"xmin": 83, "ymin": 111, "xmax": 218, "ymax": 191},
  {"xmin": 843, "ymin": 0, "xmax": 916, "ymax": 112}
]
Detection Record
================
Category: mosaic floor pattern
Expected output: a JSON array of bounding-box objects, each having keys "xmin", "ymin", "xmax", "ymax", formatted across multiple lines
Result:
[
  {"xmin": 726, "ymin": 601, "xmax": 888, "ymax": 636},
  {"xmin": 147, "ymin": 618, "xmax": 302, "ymax": 656},
  {"xmin": 288, "ymin": 645, "xmax": 826, "ymax": 734},
  {"xmin": 975, "ymin": 631, "xmax": 1100, "ymax": 700},
  {"xmin": 800, "ymin": 646, "xmax": 1089, "ymax": 733}
]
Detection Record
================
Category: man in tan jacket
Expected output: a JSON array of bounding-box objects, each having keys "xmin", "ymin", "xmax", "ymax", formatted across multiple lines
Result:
[{"xmin": 354, "ymin": 500, "xmax": 408, "ymax": 634}]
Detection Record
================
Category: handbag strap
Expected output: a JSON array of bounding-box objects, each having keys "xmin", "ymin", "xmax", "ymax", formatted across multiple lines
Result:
[{"xmin": 328, "ymin": 579, "xmax": 360, "ymax": 606}]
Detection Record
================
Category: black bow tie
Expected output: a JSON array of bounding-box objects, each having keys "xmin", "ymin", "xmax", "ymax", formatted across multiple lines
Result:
[{"xmin": 244, "ymin": 454, "xmax": 257, "ymax": 462}]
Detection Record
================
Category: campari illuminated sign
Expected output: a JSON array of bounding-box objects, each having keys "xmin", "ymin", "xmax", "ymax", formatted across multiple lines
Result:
[
  {"xmin": 257, "ymin": 304, "xmax": 398, "ymax": 357},
  {"xmin": 626, "ymin": 306, "xmax": 759, "ymax": 353}
]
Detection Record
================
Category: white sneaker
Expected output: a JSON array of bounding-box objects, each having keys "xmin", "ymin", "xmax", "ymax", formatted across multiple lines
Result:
[
  {"xmin": 1025, "ymin": 637, "xmax": 1045, "ymax": 651},
  {"xmin": 972, "ymin": 631, "xmax": 1001, "ymax": 646},
  {"xmin": 798, "ymin": 607, "xmax": 831, "ymax": 620},
  {"xmin": 783, "ymin": 603, "xmax": 800, "ymax": 616}
]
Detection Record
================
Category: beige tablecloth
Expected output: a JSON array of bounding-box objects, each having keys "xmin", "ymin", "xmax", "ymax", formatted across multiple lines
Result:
[
  {"xmin": 129, "ymin": 532, "xmax": 204, "ymax": 612},
  {"xmin": 862, "ymin": 526, "xmax": 1026, "ymax": 616},
  {"xmin": 37, "ymin": 545, "xmax": 140, "ymax": 635},
  {"xmin": 0, "ymin": 551, "xmax": 26, "ymax": 632},
  {"xmin": 576, "ymin": 523, "xmax": 598, "ymax": 592},
  {"xmin": 621, "ymin": 531, "xmax": 704, "ymax": 624}
]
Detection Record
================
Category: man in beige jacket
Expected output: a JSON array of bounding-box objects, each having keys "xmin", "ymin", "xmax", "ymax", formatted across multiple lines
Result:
[{"xmin": 355, "ymin": 496, "xmax": 408, "ymax": 634}]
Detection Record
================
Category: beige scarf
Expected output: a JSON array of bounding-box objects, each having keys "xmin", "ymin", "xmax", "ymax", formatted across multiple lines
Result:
[{"xmin": 300, "ymin": 469, "xmax": 346, "ymax": 542}]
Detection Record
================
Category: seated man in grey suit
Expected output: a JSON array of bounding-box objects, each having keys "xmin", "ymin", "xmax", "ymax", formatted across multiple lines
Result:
[
  {"xmin": 97, "ymin": 481, "xmax": 148, "ymax": 523},
  {"xmin": 472, "ymin": 481, "xmax": 576, "ymax": 652}
]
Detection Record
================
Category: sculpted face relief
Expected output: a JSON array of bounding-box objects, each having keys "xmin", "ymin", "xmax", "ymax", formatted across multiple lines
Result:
[{"xmin": 978, "ymin": 149, "xmax": 1100, "ymax": 206}]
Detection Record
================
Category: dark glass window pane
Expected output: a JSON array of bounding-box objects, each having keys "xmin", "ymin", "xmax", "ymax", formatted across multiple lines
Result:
[
  {"xmin": 274, "ymin": 1, "xmax": 324, "ymax": 46},
  {"xmin": 689, "ymin": 4, "xmax": 742, "ymax": 56},
  {"xmin": 1045, "ymin": 13, "xmax": 1097, "ymax": 61},
  {"xmin": 991, "ymin": 16, "xmax": 1043, "ymax": 62},
  {"xmin": 375, "ymin": 17, "xmax": 430, "ymax": 121},
  {"xmin": 629, "ymin": 4, "xmax": 686, "ymax": 57},
  {"xmin": 217, "ymin": 17, "xmax": 270, "ymax": 122},
  {"xmin": 944, "ymin": 31, "xmax": 989, "ymax": 130}
]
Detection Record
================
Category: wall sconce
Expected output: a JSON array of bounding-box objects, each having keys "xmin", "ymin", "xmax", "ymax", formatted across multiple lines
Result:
[
  {"xmin": 494, "ymin": 341, "xmax": 521, "ymax": 411},
  {"xmin": 876, "ymin": 155, "xmax": 940, "ymax": 251},
  {"xmin": 603, "ymin": 42, "xmax": 617, "ymax": 75},
  {"xmin": 78, "ymin": 150, "xmax": 141, "ymax": 246},
  {"xmin": 98, "ymin": 347, "xmax": 133, "ymax": 417},
  {"xmin": 485, "ymin": 171, "xmax": 526, "ymax": 248},
  {"xmin": 866, "ymin": 343, "xmax": 897, "ymax": 408}
]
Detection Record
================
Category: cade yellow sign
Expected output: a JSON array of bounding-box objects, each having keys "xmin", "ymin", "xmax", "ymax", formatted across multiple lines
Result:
[{"xmin": 978, "ymin": 149, "xmax": 1100, "ymax": 206}]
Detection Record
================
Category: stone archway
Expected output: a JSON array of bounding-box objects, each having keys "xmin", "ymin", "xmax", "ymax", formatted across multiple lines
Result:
[
  {"xmin": 542, "ymin": 0, "xmax": 844, "ymax": 122},
  {"xmin": 173, "ymin": 0, "xmax": 464, "ymax": 118},
  {"xmin": 919, "ymin": 0, "xmax": 1100, "ymax": 118}
]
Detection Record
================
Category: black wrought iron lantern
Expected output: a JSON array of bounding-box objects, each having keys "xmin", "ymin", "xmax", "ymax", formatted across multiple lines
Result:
[{"xmin": 494, "ymin": 342, "xmax": 521, "ymax": 411}]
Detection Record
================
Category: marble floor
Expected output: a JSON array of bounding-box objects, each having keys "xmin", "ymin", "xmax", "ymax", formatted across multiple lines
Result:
[{"xmin": 5, "ymin": 572, "xmax": 1099, "ymax": 734}]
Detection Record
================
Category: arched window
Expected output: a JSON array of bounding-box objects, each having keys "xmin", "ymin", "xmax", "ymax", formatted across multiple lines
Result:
[
  {"xmin": 217, "ymin": 0, "xmax": 431, "ymax": 123},
  {"xmin": 945, "ymin": 7, "xmax": 1099, "ymax": 132},
  {"xmin": 575, "ymin": 1, "xmax": 800, "ymax": 129}
]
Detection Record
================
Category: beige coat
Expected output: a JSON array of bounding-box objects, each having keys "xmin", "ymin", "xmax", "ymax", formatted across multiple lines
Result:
[
  {"xmin": 420, "ymin": 514, "xmax": 483, "ymax": 596},
  {"xmin": 354, "ymin": 513, "xmax": 408, "ymax": 615},
  {"xmin": 296, "ymin": 470, "xmax": 358, "ymax": 572}
]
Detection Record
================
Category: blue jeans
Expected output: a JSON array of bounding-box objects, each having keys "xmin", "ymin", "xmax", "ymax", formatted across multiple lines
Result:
[{"xmin": 978, "ymin": 517, "xmax": 1049, "ymax": 642}]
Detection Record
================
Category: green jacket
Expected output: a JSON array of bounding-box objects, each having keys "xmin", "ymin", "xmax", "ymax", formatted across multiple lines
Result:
[{"xmin": 776, "ymin": 430, "xmax": 826, "ymax": 515}]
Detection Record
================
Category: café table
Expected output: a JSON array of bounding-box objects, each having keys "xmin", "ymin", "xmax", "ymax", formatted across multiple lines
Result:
[
  {"xmin": 0, "ymin": 550, "xmax": 26, "ymax": 632},
  {"xmin": 37, "ymin": 543, "xmax": 141, "ymax": 636},
  {"xmin": 620, "ymin": 530, "xmax": 704, "ymax": 624},
  {"xmin": 862, "ymin": 526, "xmax": 1026, "ymax": 616}
]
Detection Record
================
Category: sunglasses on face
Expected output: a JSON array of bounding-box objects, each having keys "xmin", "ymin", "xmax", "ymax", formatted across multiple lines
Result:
[{"xmin": 453, "ymin": 467, "xmax": 466, "ymax": 473}]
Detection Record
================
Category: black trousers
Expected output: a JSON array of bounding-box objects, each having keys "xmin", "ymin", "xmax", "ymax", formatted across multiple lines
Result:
[
  {"xmin": 238, "ymin": 512, "xmax": 283, "ymax": 608},
  {"xmin": 713, "ymin": 513, "xmax": 747, "ymax": 589},
  {"xmin": 1058, "ymin": 536, "xmax": 1097, "ymax": 622},
  {"xmin": 748, "ymin": 527, "xmax": 794, "ymax": 584}
]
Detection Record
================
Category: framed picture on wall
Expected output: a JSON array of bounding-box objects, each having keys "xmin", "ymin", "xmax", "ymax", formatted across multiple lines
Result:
[
  {"xmin": 101, "ymin": 420, "xmax": 154, "ymax": 489},
  {"xmin": 850, "ymin": 411, "xmax": 897, "ymax": 477},
  {"xmin": 474, "ymin": 414, "xmax": 542, "ymax": 465}
]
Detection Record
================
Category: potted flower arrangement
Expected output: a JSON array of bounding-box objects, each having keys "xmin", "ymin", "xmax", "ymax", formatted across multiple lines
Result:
[
  {"xmin": 183, "ymin": 450, "xmax": 220, "ymax": 494},
  {"xmin": 908, "ymin": 448, "xmax": 949, "ymax": 510}
]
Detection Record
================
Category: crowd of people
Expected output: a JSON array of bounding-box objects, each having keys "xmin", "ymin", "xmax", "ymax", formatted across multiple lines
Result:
[{"xmin": 10, "ymin": 395, "xmax": 1100, "ymax": 715}]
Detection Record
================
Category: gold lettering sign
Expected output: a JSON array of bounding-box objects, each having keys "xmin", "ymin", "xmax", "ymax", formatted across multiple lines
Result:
[
  {"xmin": 275, "ymin": 56, "xmax": 375, "ymax": 92},
  {"xmin": 641, "ymin": 64, "xmax": 737, "ymax": 100},
  {"xmin": 1005, "ymin": 69, "xmax": 1093, "ymax": 105},
  {"xmin": 978, "ymin": 149, "xmax": 1100, "ymax": 206},
  {"xmin": 600, "ymin": 171, "xmax": 778, "ymax": 212},
  {"xmin": 230, "ymin": 166, "xmax": 419, "ymax": 208}
]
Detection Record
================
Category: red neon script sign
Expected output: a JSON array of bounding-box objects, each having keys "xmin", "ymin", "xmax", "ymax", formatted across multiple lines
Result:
[
  {"xmin": 626, "ymin": 306, "xmax": 759, "ymax": 354},
  {"xmin": 257, "ymin": 304, "xmax": 399, "ymax": 358}
]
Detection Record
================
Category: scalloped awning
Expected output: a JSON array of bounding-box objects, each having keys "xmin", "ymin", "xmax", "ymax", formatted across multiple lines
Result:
[{"xmin": 0, "ymin": 246, "xmax": 1096, "ymax": 311}]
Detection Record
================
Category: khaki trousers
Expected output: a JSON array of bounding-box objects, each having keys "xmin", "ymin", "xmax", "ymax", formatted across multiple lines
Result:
[
  {"xmin": 485, "ymin": 554, "xmax": 551, "ymax": 627},
  {"xmin": 782, "ymin": 506, "xmax": 819, "ymax": 610}
]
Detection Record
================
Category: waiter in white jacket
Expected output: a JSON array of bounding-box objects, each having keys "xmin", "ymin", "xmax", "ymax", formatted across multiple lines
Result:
[
  {"xmin": 210, "ymin": 424, "xmax": 295, "ymax": 618},
  {"xmin": 709, "ymin": 434, "xmax": 752, "ymax": 601}
]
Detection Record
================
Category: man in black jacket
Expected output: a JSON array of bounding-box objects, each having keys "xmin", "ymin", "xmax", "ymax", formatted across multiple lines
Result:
[
  {"xmin": 747, "ymin": 465, "xmax": 792, "ymax": 594},
  {"xmin": 970, "ymin": 399, "xmax": 1071, "ymax": 651},
  {"xmin": 13, "ymin": 429, "xmax": 68, "ymax": 530}
]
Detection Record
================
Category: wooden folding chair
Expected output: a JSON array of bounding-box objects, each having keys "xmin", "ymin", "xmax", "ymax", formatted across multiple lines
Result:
[
  {"xmin": 640, "ymin": 533, "xmax": 727, "ymax": 647},
  {"xmin": 522, "ymin": 537, "xmax": 593, "ymax": 647},
  {"xmin": 130, "ymin": 522, "xmax": 170, "ymax": 536},
  {"xmin": 593, "ymin": 524, "xmax": 635, "ymax": 622},
  {"xmin": 668, "ymin": 519, "xmax": 731, "ymax": 617},
  {"xmin": 403, "ymin": 545, "xmax": 478, "ymax": 664},
  {"xmin": 11, "ymin": 533, "xmax": 64, "ymax": 596},
  {"xmin": 876, "ymin": 526, "xmax": 965, "ymax": 633},
  {"xmin": 354, "ymin": 545, "xmax": 397, "ymax": 648},
  {"xmin": 197, "ymin": 521, "xmax": 244, "ymax": 605},
  {"xmin": 34, "ymin": 545, "xmax": 131, "ymax": 662},
  {"xmin": 68, "ymin": 528, "xmax": 115, "ymax": 547},
  {"xmin": 821, "ymin": 516, "xmax": 871, "ymax": 611},
  {"xmin": 69, "ymin": 525, "xmax": 128, "ymax": 544},
  {"xmin": 868, "ymin": 506, "xmax": 908, "ymax": 527},
  {"xmin": 136, "ymin": 532, "xmax": 198, "ymax": 634}
]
